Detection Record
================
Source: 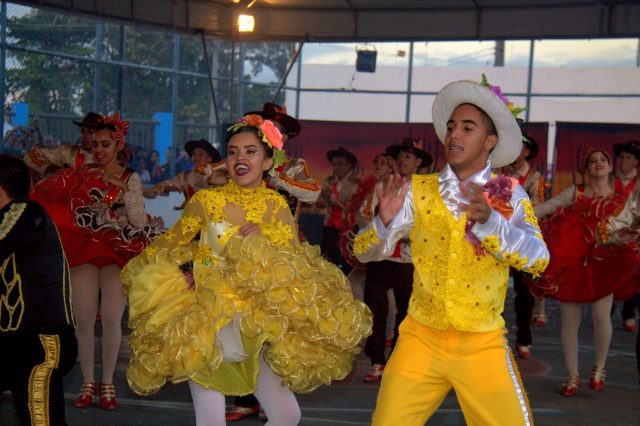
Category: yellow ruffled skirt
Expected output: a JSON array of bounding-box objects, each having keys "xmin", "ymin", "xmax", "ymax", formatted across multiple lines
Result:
[{"xmin": 122, "ymin": 234, "xmax": 372, "ymax": 396}]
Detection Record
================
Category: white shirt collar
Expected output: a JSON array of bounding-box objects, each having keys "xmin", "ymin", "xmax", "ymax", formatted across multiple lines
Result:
[{"xmin": 438, "ymin": 162, "xmax": 492, "ymax": 219}]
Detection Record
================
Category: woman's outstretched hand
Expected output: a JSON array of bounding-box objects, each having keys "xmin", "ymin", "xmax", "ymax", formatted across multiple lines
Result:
[{"xmin": 376, "ymin": 173, "xmax": 409, "ymax": 227}]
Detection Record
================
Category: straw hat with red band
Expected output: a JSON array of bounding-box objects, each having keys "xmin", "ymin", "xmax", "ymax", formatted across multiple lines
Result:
[{"xmin": 432, "ymin": 75, "xmax": 524, "ymax": 168}]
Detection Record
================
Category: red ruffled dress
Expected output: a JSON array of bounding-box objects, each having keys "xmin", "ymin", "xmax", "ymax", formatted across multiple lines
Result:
[
  {"xmin": 532, "ymin": 185, "xmax": 639, "ymax": 303},
  {"xmin": 30, "ymin": 166, "xmax": 163, "ymax": 268}
]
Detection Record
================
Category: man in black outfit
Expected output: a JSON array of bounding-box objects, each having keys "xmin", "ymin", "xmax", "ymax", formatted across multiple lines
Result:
[{"xmin": 0, "ymin": 155, "xmax": 77, "ymax": 425}]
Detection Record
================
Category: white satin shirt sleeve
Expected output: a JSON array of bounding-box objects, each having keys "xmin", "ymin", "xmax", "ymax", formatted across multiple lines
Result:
[
  {"xmin": 471, "ymin": 185, "xmax": 549, "ymax": 275},
  {"xmin": 354, "ymin": 184, "xmax": 414, "ymax": 263}
]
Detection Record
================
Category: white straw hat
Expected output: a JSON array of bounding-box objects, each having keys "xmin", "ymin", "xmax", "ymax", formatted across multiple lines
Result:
[{"xmin": 432, "ymin": 78, "xmax": 523, "ymax": 168}]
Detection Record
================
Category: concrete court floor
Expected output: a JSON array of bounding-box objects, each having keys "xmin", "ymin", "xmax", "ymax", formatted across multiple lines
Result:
[{"xmin": 1, "ymin": 297, "xmax": 639, "ymax": 426}]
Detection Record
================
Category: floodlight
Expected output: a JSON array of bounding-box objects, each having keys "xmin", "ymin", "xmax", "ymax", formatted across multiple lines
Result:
[{"xmin": 238, "ymin": 14, "xmax": 255, "ymax": 32}]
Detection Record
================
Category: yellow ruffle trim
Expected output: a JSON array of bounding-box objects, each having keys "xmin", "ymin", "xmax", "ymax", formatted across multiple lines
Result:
[{"xmin": 122, "ymin": 234, "xmax": 372, "ymax": 395}]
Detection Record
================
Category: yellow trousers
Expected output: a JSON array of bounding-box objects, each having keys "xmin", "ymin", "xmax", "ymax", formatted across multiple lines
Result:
[{"xmin": 372, "ymin": 316, "xmax": 533, "ymax": 426}]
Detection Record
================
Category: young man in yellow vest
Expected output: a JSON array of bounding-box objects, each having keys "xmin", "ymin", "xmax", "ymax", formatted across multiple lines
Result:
[{"xmin": 354, "ymin": 77, "xmax": 549, "ymax": 425}]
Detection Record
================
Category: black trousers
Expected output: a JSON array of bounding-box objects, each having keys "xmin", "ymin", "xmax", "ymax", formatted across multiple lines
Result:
[
  {"xmin": 622, "ymin": 293, "xmax": 640, "ymax": 321},
  {"xmin": 636, "ymin": 327, "xmax": 640, "ymax": 381},
  {"xmin": 320, "ymin": 226, "xmax": 352, "ymax": 275},
  {"xmin": 513, "ymin": 269, "xmax": 535, "ymax": 346},
  {"xmin": 0, "ymin": 328, "xmax": 77, "ymax": 426},
  {"xmin": 363, "ymin": 261, "xmax": 414, "ymax": 365},
  {"xmin": 234, "ymin": 393, "xmax": 259, "ymax": 407}
]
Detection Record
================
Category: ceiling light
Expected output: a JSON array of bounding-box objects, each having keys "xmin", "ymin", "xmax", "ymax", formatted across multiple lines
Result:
[{"xmin": 238, "ymin": 14, "xmax": 255, "ymax": 32}]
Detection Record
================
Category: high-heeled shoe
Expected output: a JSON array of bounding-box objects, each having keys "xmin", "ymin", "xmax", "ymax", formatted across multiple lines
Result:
[
  {"xmin": 561, "ymin": 375, "xmax": 580, "ymax": 397},
  {"xmin": 589, "ymin": 366, "xmax": 606, "ymax": 392},
  {"xmin": 72, "ymin": 382, "xmax": 96, "ymax": 408},
  {"xmin": 99, "ymin": 382, "xmax": 118, "ymax": 410}
]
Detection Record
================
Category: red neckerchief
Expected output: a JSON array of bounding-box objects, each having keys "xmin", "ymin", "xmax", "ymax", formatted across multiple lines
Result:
[
  {"xmin": 614, "ymin": 175, "xmax": 637, "ymax": 198},
  {"xmin": 185, "ymin": 183, "xmax": 195, "ymax": 200},
  {"xmin": 517, "ymin": 168, "xmax": 531, "ymax": 187},
  {"xmin": 75, "ymin": 150, "xmax": 86, "ymax": 169},
  {"xmin": 327, "ymin": 181, "xmax": 345, "ymax": 229}
]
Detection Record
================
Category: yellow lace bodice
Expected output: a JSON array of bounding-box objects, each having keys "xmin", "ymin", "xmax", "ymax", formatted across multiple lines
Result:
[{"xmin": 142, "ymin": 180, "xmax": 296, "ymax": 264}]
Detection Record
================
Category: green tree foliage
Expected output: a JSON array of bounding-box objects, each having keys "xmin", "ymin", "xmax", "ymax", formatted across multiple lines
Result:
[{"xmin": 7, "ymin": 7, "xmax": 295, "ymax": 124}]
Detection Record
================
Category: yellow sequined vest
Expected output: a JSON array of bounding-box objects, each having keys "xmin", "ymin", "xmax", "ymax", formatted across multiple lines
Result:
[{"xmin": 408, "ymin": 174, "xmax": 509, "ymax": 332}]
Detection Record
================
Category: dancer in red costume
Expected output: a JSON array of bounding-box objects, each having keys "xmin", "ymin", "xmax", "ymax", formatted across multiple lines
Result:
[
  {"xmin": 533, "ymin": 149, "xmax": 640, "ymax": 396},
  {"xmin": 31, "ymin": 113, "xmax": 162, "ymax": 410}
]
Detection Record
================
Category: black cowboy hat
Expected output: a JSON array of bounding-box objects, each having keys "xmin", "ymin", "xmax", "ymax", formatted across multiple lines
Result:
[
  {"xmin": 522, "ymin": 134, "xmax": 539, "ymax": 161},
  {"xmin": 72, "ymin": 112, "xmax": 104, "ymax": 128},
  {"xmin": 326, "ymin": 146, "xmax": 357, "ymax": 167},
  {"xmin": 385, "ymin": 137, "xmax": 433, "ymax": 168},
  {"xmin": 613, "ymin": 140, "xmax": 640, "ymax": 160},
  {"xmin": 246, "ymin": 103, "xmax": 301, "ymax": 139},
  {"xmin": 185, "ymin": 139, "xmax": 221, "ymax": 163}
]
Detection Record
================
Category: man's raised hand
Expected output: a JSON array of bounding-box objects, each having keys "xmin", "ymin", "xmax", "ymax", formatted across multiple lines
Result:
[{"xmin": 376, "ymin": 173, "xmax": 409, "ymax": 226}]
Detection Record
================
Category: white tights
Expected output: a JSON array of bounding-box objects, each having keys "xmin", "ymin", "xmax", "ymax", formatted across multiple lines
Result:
[
  {"xmin": 188, "ymin": 354, "xmax": 301, "ymax": 426},
  {"xmin": 71, "ymin": 263, "xmax": 127, "ymax": 384},
  {"xmin": 560, "ymin": 293, "xmax": 613, "ymax": 377}
]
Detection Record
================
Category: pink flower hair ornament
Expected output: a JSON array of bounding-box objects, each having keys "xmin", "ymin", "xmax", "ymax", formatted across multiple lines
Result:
[
  {"xmin": 102, "ymin": 112, "xmax": 130, "ymax": 151},
  {"xmin": 227, "ymin": 114, "xmax": 287, "ymax": 174}
]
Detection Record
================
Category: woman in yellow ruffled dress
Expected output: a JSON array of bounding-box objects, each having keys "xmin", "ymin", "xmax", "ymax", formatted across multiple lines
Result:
[{"xmin": 121, "ymin": 114, "xmax": 372, "ymax": 426}]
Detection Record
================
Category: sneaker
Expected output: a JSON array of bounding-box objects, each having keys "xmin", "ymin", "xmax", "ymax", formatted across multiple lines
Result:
[{"xmin": 364, "ymin": 364, "xmax": 385, "ymax": 383}]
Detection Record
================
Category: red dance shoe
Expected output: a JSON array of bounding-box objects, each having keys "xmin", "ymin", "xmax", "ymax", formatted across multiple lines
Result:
[
  {"xmin": 516, "ymin": 344, "xmax": 531, "ymax": 360},
  {"xmin": 561, "ymin": 375, "xmax": 580, "ymax": 397},
  {"xmin": 589, "ymin": 366, "xmax": 606, "ymax": 392},
  {"xmin": 623, "ymin": 319, "xmax": 638, "ymax": 333},
  {"xmin": 531, "ymin": 313, "xmax": 548, "ymax": 327},
  {"xmin": 364, "ymin": 364, "xmax": 385, "ymax": 383},
  {"xmin": 225, "ymin": 404, "xmax": 260, "ymax": 422},
  {"xmin": 99, "ymin": 383, "xmax": 118, "ymax": 410},
  {"xmin": 72, "ymin": 382, "xmax": 96, "ymax": 408}
]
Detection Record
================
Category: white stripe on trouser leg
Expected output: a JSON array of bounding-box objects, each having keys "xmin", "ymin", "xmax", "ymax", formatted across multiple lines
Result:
[{"xmin": 504, "ymin": 344, "xmax": 531, "ymax": 426}]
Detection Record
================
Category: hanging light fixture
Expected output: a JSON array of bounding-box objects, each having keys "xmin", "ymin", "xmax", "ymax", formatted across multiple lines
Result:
[{"xmin": 238, "ymin": 14, "xmax": 255, "ymax": 32}]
